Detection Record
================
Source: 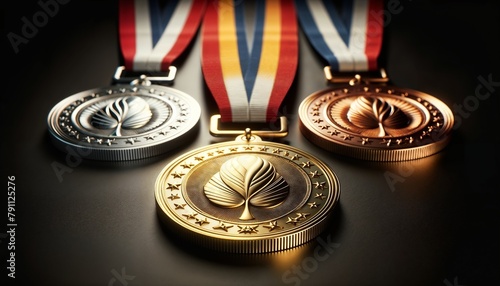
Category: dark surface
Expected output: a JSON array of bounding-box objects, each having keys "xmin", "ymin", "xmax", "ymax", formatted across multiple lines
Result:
[{"xmin": 2, "ymin": 1, "xmax": 499, "ymax": 285}]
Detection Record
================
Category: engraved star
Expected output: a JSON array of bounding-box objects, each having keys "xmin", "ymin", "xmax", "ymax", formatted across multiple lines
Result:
[
  {"xmin": 308, "ymin": 202, "xmax": 319, "ymax": 208},
  {"xmin": 177, "ymin": 118, "xmax": 186, "ymax": 123},
  {"xmin": 167, "ymin": 193, "xmax": 180, "ymax": 201},
  {"xmin": 158, "ymin": 130, "xmax": 169, "ymax": 136},
  {"xmin": 405, "ymin": 137, "xmax": 415, "ymax": 144},
  {"xmin": 125, "ymin": 138, "xmax": 139, "ymax": 145},
  {"xmin": 329, "ymin": 130, "xmax": 340, "ymax": 136},
  {"xmin": 313, "ymin": 181, "xmax": 326, "ymax": 189},
  {"xmin": 183, "ymin": 213, "xmax": 197, "ymax": 220},
  {"xmin": 396, "ymin": 139, "xmax": 404, "ymax": 145},
  {"xmin": 96, "ymin": 139, "xmax": 103, "ymax": 145},
  {"xmin": 194, "ymin": 156, "xmax": 204, "ymax": 161},
  {"xmin": 207, "ymin": 152, "xmax": 214, "ymax": 156},
  {"xmin": 180, "ymin": 162, "xmax": 194, "ymax": 169},
  {"xmin": 216, "ymin": 149, "xmax": 225, "ymax": 154},
  {"xmin": 144, "ymin": 135, "xmax": 156, "ymax": 141},
  {"xmin": 310, "ymin": 111, "xmax": 320, "ymax": 116},
  {"xmin": 244, "ymin": 146, "xmax": 254, "ymax": 150},
  {"xmin": 312, "ymin": 118, "xmax": 324, "ymax": 124},
  {"xmin": 309, "ymin": 171, "xmax": 323, "ymax": 178},
  {"xmin": 342, "ymin": 135, "xmax": 353, "ymax": 141},
  {"xmin": 419, "ymin": 131, "xmax": 430, "ymax": 139},
  {"xmin": 296, "ymin": 213, "xmax": 310, "ymax": 220},
  {"xmin": 263, "ymin": 221, "xmax": 283, "ymax": 232},
  {"xmin": 166, "ymin": 183, "xmax": 181, "ymax": 191},
  {"xmin": 286, "ymin": 217, "xmax": 300, "ymax": 226},
  {"xmin": 213, "ymin": 222, "xmax": 233, "ymax": 232},
  {"xmin": 105, "ymin": 139, "xmax": 116, "ymax": 146},
  {"xmin": 174, "ymin": 203, "xmax": 186, "ymax": 210},
  {"xmin": 169, "ymin": 125, "xmax": 179, "ymax": 130},
  {"xmin": 301, "ymin": 161, "xmax": 313, "ymax": 168},
  {"xmin": 290, "ymin": 154, "xmax": 302, "ymax": 160},
  {"xmin": 229, "ymin": 147, "xmax": 238, "ymax": 152},
  {"xmin": 237, "ymin": 225, "xmax": 259, "ymax": 234},
  {"xmin": 84, "ymin": 136, "xmax": 95, "ymax": 143},
  {"xmin": 171, "ymin": 172, "xmax": 185, "ymax": 179},
  {"xmin": 360, "ymin": 138, "xmax": 372, "ymax": 145},
  {"xmin": 312, "ymin": 106, "xmax": 320, "ymax": 111},
  {"xmin": 273, "ymin": 149, "xmax": 283, "ymax": 154},
  {"xmin": 283, "ymin": 151, "xmax": 290, "ymax": 157},
  {"xmin": 320, "ymin": 125, "xmax": 330, "ymax": 130},
  {"xmin": 259, "ymin": 146, "xmax": 269, "ymax": 152},
  {"xmin": 195, "ymin": 217, "xmax": 209, "ymax": 226},
  {"xmin": 69, "ymin": 131, "xmax": 79, "ymax": 138},
  {"xmin": 381, "ymin": 139, "xmax": 392, "ymax": 146},
  {"xmin": 315, "ymin": 193, "xmax": 326, "ymax": 200}
]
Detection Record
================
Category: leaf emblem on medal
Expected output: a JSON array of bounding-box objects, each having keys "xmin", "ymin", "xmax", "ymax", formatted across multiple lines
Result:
[
  {"xmin": 91, "ymin": 96, "xmax": 153, "ymax": 136},
  {"xmin": 344, "ymin": 96, "xmax": 421, "ymax": 137},
  {"xmin": 204, "ymin": 155, "xmax": 290, "ymax": 220}
]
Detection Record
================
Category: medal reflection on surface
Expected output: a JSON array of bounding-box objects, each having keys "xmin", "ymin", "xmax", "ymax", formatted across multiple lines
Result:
[
  {"xmin": 296, "ymin": 0, "xmax": 454, "ymax": 161},
  {"xmin": 155, "ymin": 0, "xmax": 340, "ymax": 253},
  {"xmin": 47, "ymin": 0, "xmax": 206, "ymax": 161}
]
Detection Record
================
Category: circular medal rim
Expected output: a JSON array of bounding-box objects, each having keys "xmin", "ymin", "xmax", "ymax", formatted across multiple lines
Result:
[
  {"xmin": 154, "ymin": 140, "xmax": 341, "ymax": 243},
  {"xmin": 47, "ymin": 85, "xmax": 201, "ymax": 161},
  {"xmin": 298, "ymin": 85, "xmax": 454, "ymax": 161}
]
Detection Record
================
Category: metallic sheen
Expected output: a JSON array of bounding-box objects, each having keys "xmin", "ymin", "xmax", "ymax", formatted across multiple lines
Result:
[
  {"xmin": 47, "ymin": 85, "xmax": 200, "ymax": 161},
  {"xmin": 299, "ymin": 85, "xmax": 454, "ymax": 161},
  {"xmin": 155, "ymin": 135, "xmax": 341, "ymax": 253}
]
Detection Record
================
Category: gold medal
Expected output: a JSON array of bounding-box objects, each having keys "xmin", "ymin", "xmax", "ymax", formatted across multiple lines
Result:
[
  {"xmin": 155, "ymin": 116, "xmax": 340, "ymax": 253},
  {"xmin": 299, "ymin": 82, "xmax": 454, "ymax": 161}
]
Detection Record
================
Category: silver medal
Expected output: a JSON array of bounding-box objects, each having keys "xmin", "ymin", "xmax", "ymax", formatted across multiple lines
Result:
[{"xmin": 47, "ymin": 84, "xmax": 200, "ymax": 161}]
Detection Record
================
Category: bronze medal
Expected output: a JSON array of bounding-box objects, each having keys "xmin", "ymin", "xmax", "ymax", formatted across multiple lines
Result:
[{"xmin": 299, "ymin": 84, "xmax": 454, "ymax": 161}]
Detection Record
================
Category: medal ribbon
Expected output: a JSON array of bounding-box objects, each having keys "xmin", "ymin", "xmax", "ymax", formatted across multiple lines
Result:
[
  {"xmin": 119, "ymin": 0, "xmax": 206, "ymax": 72},
  {"xmin": 295, "ymin": 0, "xmax": 383, "ymax": 72},
  {"xmin": 202, "ymin": 0, "xmax": 298, "ymax": 122}
]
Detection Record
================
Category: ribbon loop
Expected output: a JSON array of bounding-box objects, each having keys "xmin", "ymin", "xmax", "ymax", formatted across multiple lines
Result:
[
  {"xmin": 119, "ymin": 0, "xmax": 206, "ymax": 72},
  {"xmin": 202, "ymin": 0, "xmax": 298, "ymax": 123},
  {"xmin": 295, "ymin": 0, "xmax": 383, "ymax": 72}
]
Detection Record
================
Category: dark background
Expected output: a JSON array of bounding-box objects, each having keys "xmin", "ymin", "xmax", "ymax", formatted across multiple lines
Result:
[{"xmin": 2, "ymin": 0, "xmax": 499, "ymax": 285}]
